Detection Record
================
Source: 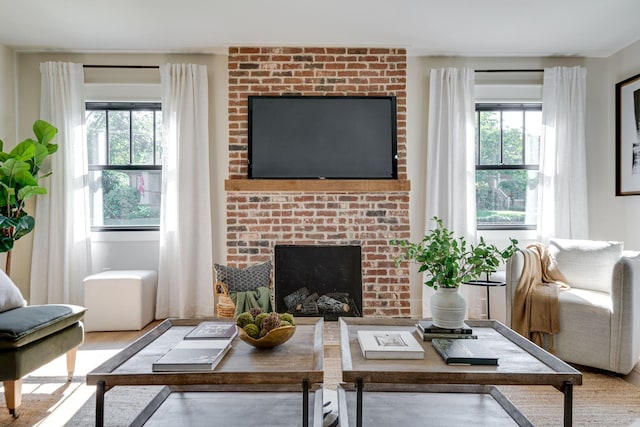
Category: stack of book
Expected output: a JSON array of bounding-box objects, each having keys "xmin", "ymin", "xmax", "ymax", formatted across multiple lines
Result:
[
  {"xmin": 415, "ymin": 320, "xmax": 478, "ymax": 341},
  {"xmin": 152, "ymin": 321, "xmax": 237, "ymax": 372}
]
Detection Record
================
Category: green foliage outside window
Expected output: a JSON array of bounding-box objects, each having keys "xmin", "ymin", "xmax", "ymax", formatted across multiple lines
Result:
[
  {"xmin": 86, "ymin": 103, "xmax": 162, "ymax": 229},
  {"xmin": 475, "ymin": 106, "xmax": 540, "ymax": 228}
]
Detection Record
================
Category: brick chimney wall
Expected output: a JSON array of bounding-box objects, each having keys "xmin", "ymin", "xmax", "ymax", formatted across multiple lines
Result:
[{"xmin": 226, "ymin": 47, "xmax": 411, "ymax": 317}]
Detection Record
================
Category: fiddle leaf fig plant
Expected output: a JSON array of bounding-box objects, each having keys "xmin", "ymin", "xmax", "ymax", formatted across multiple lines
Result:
[
  {"xmin": 0, "ymin": 120, "xmax": 58, "ymax": 275},
  {"xmin": 391, "ymin": 216, "xmax": 518, "ymax": 289}
]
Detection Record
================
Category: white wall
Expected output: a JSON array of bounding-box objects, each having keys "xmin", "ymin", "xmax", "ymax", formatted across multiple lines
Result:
[
  {"xmin": 14, "ymin": 52, "xmax": 229, "ymax": 300},
  {"xmin": 589, "ymin": 40, "xmax": 640, "ymax": 247},
  {"xmin": 0, "ymin": 45, "xmax": 16, "ymax": 286}
]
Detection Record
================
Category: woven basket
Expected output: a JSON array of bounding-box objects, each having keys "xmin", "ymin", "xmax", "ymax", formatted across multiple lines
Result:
[{"xmin": 214, "ymin": 282, "xmax": 236, "ymax": 318}]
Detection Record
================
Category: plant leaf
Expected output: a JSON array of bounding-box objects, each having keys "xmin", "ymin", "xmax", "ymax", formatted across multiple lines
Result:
[
  {"xmin": 17, "ymin": 185, "xmax": 46, "ymax": 202},
  {"xmin": 13, "ymin": 215, "xmax": 35, "ymax": 240},
  {"xmin": 0, "ymin": 235, "xmax": 13, "ymax": 252},
  {"xmin": 32, "ymin": 142, "xmax": 50, "ymax": 170},
  {"xmin": 33, "ymin": 120, "xmax": 58, "ymax": 145},
  {"xmin": 9, "ymin": 139, "xmax": 36, "ymax": 162},
  {"xmin": 1, "ymin": 159, "xmax": 36, "ymax": 185}
]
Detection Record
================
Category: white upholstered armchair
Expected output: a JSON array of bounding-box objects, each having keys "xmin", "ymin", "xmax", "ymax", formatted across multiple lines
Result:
[{"xmin": 505, "ymin": 238, "xmax": 640, "ymax": 375}]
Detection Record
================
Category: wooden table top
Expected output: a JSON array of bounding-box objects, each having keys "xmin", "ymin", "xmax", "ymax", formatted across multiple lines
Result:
[
  {"xmin": 339, "ymin": 318, "xmax": 582, "ymax": 389},
  {"xmin": 86, "ymin": 317, "xmax": 324, "ymax": 388}
]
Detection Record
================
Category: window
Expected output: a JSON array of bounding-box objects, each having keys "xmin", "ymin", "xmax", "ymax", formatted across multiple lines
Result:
[
  {"xmin": 475, "ymin": 103, "xmax": 541, "ymax": 230},
  {"xmin": 86, "ymin": 102, "xmax": 162, "ymax": 230}
]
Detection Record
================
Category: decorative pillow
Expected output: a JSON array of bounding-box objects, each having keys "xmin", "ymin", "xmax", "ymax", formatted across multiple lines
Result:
[
  {"xmin": 0, "ymin": 269, "xmax": 27, "ymax": 313},
  {"xmin": 214, "ymin": 261, "xmax": 271, "ymax": 293},
  {"xmin": 548, "ymin": 238, "xmax": 624, "ymax": 293}
]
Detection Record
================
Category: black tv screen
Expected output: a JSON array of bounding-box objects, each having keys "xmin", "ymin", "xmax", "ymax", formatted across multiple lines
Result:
[{"xmin": 248, "ymin": 96, "xmax": 397, "ymax": 179}]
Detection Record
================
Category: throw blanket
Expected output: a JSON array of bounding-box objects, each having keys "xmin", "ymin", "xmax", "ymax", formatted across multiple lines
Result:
[
  {"xmin": 512, "ymin": 243, "xmax": 570, "ymax": 352},
  {"xmin": 230, "ymin": 286, "xmax": 272, "ymax": 317}
]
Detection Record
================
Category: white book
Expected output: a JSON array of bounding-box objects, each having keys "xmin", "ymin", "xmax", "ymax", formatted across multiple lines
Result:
[
  {"xmin": 357, "ymin": 330, "xmax": 424, "ymax": 360},
  {"xmin": 152, "ymin": 339, "xmax": 232, "ymax": 372}
]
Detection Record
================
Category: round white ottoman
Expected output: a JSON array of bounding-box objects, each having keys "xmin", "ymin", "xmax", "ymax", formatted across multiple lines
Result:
[{"xmin": 83, "ymin": 270, "xmax": 158, "ymax": 332}]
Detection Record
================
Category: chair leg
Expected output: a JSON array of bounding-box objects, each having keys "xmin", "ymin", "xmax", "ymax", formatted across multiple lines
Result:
[
  {"xmin": 3, "ymin": 379, "xmax": 22, "ymax": 418},
  {"xmin": 66, "ymin": 346, "xmax": 78, "ymax": 381}
]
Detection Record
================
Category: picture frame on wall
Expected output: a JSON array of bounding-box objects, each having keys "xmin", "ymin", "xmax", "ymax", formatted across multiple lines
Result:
[{"xmin": 616, "ymin": 72, "xmax": 640, "ymax": 196}]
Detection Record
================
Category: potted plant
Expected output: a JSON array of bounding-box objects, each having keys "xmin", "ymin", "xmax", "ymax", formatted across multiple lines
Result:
[
  {"xmin": 391, "ymin": 216, "xmax": 518, "ymax": 328},
  {"xmin": 0, "ymin": 120, "xmax": 58, "ymax": 275}
]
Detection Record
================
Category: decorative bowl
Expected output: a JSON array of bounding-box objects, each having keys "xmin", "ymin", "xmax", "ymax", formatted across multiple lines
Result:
[{"xmin": 237, "ymin": 325, "xmax": 296, "ymax": 349}]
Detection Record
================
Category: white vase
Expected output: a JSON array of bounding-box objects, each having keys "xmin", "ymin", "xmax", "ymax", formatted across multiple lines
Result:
[{"xmin": 430, "ymin": 287, "xmax": 466, "ymax": 329}]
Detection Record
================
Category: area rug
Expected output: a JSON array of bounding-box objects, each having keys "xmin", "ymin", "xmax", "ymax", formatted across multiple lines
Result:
[{"xmin": 499, "ymin": 369, "xmax": 640, "ymax": 426}]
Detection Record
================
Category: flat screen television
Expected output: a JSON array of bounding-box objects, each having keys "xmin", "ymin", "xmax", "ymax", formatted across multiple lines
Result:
[{"xmin": 248, "ymin": 96, "xmax": 397, "ymax": 179}]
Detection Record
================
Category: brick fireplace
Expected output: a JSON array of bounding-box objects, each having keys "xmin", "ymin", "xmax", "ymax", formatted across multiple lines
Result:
[{"xmin": 224, "ymin": 47, "xmax": 411, "ymax": 317}]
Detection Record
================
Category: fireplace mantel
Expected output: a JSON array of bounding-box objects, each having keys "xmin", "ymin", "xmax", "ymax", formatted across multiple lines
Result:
[{"xmin": 224, "ymin": 179, "xmax": 411, "ymax": 192}]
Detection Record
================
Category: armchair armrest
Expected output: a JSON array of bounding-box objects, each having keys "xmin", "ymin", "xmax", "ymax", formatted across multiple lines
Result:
[
  {"xmin": 610, "ymin": 253, "xmax": 640, "ymax": 374},
  {"xmin": 504, "ymin": 250, "xmax": 526, "ymax": 328}
]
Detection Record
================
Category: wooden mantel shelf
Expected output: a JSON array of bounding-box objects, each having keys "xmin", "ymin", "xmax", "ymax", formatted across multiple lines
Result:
[{"xmin": 225, "ymin": 179, "xmax": 411, "ymax": 192}]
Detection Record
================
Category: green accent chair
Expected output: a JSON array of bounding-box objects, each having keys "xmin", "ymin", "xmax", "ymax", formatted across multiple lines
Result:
[{"xmin": 0, "ymin": 304, "xmax": 86, "ymax": 418}]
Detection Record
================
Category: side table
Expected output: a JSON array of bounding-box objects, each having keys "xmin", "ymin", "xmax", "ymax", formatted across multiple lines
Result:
[{"xmin": 464, "ymin": 280, "xmax": 506, "ymax": 319}]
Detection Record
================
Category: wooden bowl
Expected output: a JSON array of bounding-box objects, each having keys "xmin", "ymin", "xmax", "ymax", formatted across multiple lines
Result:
[{"xmin": 237, "ymin": 325, "xmax": 296, "ymax": 349}]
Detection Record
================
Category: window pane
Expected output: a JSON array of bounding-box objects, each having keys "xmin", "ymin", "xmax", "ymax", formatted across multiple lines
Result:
[
  {"xmin": 86, "ymin": 110, "xmax": 106, "ymax": 165},
  {"xmin": 132, "ymin": 111, "xmax": 154, "ymax": 164},
  {"xmin": 476, "ymin": 169, "xmax": 538, "ymax": 227},
  {"xmin": 525, "ymin": 110, "xmax": 541, "ymax": 165},
  {"xmin": 89, "ymin": 169, "xmax": 162, "ymax": 227},
  {"xmin": 478, "ymin": 111, "xmax": 500, "ymax": 165},
  {"xmin": 502, "ymin": 111, "xmax": 523, "ymax": 165},
  {"xmin": 108, "ymin": 111, "xmax": 130, "ymax": 165}
]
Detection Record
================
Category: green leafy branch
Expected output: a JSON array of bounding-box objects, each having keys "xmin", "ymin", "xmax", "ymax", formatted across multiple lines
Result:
[
  {"xmin": 391, "ymin": 217, "xmax": 518, "ymax": 289},
  {"xmin": 0, "ymin": 120, "xmax": 58, "ymax": 274}
]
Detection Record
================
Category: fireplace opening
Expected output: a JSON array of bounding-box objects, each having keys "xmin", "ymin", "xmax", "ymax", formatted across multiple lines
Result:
[{"xmin": 274, "ymin": 245, "xmax": 363, "ymax": 321}]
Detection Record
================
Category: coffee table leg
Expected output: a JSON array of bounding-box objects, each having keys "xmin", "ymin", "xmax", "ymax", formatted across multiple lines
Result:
[
  {"xmin": 96, "ymin": 380, "xmax": 105, "ymax": 427},
  {"xmin": 563, "ymin": 381, "xmax": 573, "ymax": 427},
  {"xmin": 302, "ymin": 379, "xmax": 309, "ymax": 427},
  {"xmin": 356, "ymin": 378, "xmax": 363, "ymax": 427}
]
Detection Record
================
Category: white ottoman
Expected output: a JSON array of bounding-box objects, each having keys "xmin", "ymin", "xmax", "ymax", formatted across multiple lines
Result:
[{"xmin": 83, "ymin": 270, "xmax": 158, "ymax": 332}]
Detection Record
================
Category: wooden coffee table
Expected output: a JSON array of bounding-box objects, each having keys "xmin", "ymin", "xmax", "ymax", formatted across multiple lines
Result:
[
  {"xmin": 86, "ymin": 317, "xmax": 324, "ymax": 427},
  {"xmin": 339, "ymin": 318, "xmax": 582, "ymax": 427}
]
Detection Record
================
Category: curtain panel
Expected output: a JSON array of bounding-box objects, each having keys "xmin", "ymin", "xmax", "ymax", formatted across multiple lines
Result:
[
  {"xmin": 30, "ymin": 62, "xmax": 92, "ymax": 305},
  {"xmin": 424, "ymin": 67, "xmax": 479, "ymax": 317},
  {"xmin": 538, "ymin": 66, "xmax": 589, "ymax": 241},
  {"xmin": 156, "ymin": 63, "xmax": 214, "ymax": 318}
]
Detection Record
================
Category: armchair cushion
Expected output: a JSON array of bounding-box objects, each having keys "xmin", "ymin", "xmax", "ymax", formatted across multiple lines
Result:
[
  {"xmin": 0, "ymin": 304, "xmax": 86, "ymax": 349},
  {"xmin": 548, "ymin": 238, "xmax": 623, "ymax": 293}
]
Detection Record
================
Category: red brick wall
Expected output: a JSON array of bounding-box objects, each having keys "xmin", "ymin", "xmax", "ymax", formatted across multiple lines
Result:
[{"xmin": 226, "ymin": 47, "xmax": 411, "ymax": 317}]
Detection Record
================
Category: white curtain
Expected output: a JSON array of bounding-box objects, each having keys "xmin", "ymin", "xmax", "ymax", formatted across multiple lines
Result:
[
  {"xmin": 538, "ymin": 66, "xmax": 589, "ymax": 242},
  {"xmin": 156, "ymin": 64, "xmax": 214, "ymax": 318},
  {"xmin": 30, "ymin": 62, "xmax": 92, "ymax": 305},
  {"xmin": 424, "ymin": 68, "xmax": 479, "ymax": 317}
]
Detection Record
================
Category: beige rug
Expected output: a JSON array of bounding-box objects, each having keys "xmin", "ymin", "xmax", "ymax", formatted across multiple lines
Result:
[{"xmin": 500, "ymin": 369, "xmax": 640, "ymax": 426}]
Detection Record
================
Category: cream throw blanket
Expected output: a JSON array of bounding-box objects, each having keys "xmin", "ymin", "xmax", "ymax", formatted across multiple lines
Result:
[{"xmin": 512, "ymin": 243, "xmax": 570, "ymax": 352}]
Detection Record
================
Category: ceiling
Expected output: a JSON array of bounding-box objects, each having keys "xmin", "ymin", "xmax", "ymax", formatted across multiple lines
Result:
[{"xmin": 0, "ymin": 0, "xmax": 639, "ymax": 57}]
